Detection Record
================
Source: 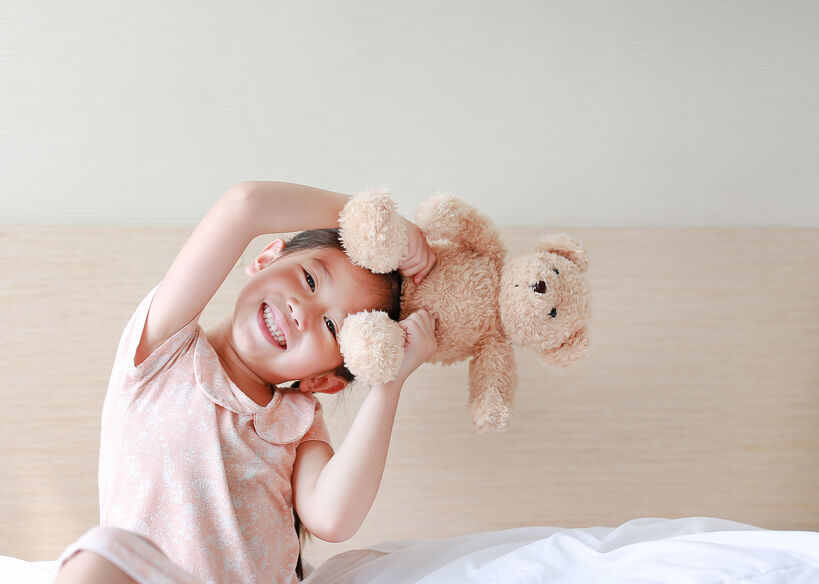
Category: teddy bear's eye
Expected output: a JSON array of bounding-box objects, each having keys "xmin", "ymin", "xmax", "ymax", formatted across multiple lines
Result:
[
  {"xmin": 533, "ymin": 281, "xmax": 547, "ymax": 294},
  {"xmin": 553, "ymin": 268, "xmax": 559, "ymax": 275},
  {"xmin": 549, "ymin": 308, "xmax": 557, "ymax": 318}
]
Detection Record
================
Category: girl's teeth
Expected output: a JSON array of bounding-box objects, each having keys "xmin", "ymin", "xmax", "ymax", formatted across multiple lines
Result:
[{"xmin": 263, "ymin": 306, "xmax": 286, "ymax": 348}]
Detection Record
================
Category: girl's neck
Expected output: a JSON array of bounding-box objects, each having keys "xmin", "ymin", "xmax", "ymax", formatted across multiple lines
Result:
[{"xmin": 206, "ymin": 320, "xmax": 275, "ymax": 407}]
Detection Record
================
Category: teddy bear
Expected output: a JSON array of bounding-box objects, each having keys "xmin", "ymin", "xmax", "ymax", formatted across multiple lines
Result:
[{"xmin": 335, "ymin": 189, "xmax": 591, "ymax": 432}]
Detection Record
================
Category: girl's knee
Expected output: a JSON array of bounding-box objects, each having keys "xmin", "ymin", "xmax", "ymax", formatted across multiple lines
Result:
[{"xmin": 55, "ymin": 550, "xmax": 138, "ymax": 584}]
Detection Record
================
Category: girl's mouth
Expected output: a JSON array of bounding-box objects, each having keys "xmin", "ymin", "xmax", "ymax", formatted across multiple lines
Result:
[{"xmin": 259, "ymin": 304, "xmax": 287, "ymax": 349}]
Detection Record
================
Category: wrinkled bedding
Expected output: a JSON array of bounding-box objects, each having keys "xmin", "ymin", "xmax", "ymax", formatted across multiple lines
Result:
[
  {"xmin": 2, "ymin": 517, "xmax": 818, "ymax": 584},
  {"xmin": 302, "ymin": 517, "xmax": 819, "ymax": 584}
]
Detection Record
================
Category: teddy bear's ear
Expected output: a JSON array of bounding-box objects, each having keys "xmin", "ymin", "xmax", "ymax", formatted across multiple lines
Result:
[
  {"xmin": 338, "ymin": 189, "xmax": 407, "ymax": 273},
  {"xmin": 536, "ymin": 233, "xmax": 589, "ymax": 272},
  {"xmin": 539, "ymin": 326, "xmax": 590, "ymax": 367},
  {"xmin": 338, "ymin": 311, "xmax": 406, "ymax": 384}
]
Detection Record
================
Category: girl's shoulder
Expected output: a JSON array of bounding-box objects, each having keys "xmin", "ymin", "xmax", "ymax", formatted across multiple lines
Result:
[{"xmin": 253, "ymin": 389, "xmax": 325, "ymax": 446}]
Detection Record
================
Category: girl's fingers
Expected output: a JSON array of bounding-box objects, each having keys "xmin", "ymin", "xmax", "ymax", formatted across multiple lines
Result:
[
  {"xmin": 400, "ymin": 310, "xmax": 434, "ymax": 332},
  {"xmin": 395, "ymin": 310, "xmax": 437, "ymax": 381},
  {"xmin": 408, "ymin": 311, "xmax": 436, "ymax": 341},
  {"xmin": 400, "ymin": 245, "xmax": 427, "ymax": 267},
  {"xmin": 397, "ymin": 219, "xmax": 437, "ymax": 284},
  {"xmin": 413, "ymin": 251, "xmax": 436, "ymax": 284},
  {"xmin": 401, "ymin": 248, "xmax": 436, "ymax": 284}
]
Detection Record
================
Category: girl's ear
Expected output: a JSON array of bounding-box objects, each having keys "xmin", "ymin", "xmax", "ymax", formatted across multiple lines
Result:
[
  {"xmin": 298, "ymin": 373, "xmax": 348, "ymax": 395},
  {"xmin": 245, "ymin": 239, "xmax": 286, "ymax": 276}
]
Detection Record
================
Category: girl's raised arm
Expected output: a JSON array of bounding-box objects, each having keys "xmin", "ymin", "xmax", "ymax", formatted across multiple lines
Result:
[
  {"xmin": 134, "ymin": 181, "xmax": 350, "ymax": 365},
  {"xmin": 292, "ymin": 309, "xmax": 437, "ymax": 542}
]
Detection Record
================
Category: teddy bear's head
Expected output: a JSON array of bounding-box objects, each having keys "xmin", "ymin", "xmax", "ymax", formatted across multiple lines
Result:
[{"xmin": 499, "ymin": 233, "xmax": 591, "ymax": 367}]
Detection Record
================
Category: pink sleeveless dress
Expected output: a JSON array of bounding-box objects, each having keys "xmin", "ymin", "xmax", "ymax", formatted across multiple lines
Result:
[{"xmin": 59, "ymin": 285, "xmax": 332, "ymax": 584}]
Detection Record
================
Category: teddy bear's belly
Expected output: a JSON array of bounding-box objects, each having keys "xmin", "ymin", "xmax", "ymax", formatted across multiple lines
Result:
[{"xmin": 400, "ymin": 253, "xmax": 501, "ymax": 365}]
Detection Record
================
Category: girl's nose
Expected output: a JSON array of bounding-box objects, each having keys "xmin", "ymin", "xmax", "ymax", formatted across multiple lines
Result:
[
  {"xmin": 288, "ymin": 300, "xmax": 318, "ymax": 331},
  {"xmin": 288, "ymin": 302, "xmax": 303, "ymax": 330}
]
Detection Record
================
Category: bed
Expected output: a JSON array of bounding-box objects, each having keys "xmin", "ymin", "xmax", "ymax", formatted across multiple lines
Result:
[{"xmin": 1, "ymin": 226, "xmax": 817, "ymax": 582}]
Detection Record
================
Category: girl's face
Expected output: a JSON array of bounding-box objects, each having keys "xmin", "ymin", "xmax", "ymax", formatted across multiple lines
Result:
[{"xmin": 229, "ymin": 242, "xmax": 384, "ymax": 388}]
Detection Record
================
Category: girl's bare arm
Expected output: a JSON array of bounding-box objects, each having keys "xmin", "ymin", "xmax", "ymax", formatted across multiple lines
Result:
[
  {"xmin": 134, "ymin": 181, "xmax": 350, "ymax": 365},
  {"xmin": 291, "ymin": 310, "xmax": 437, "ymax": 542}
]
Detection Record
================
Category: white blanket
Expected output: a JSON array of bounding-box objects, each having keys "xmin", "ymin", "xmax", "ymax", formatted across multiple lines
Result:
[
  {"xmin": 303, "ymin": 517, "xmax": 819, "ymax": 584},
  {"xmin": 2, "ymin": 517, "xmax": 818, "ymax": 583}
]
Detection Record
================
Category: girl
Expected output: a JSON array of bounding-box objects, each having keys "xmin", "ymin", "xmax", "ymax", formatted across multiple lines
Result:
[{"xmin": 54, "ymin": 181, "xmax": 438, "ymax": 584}]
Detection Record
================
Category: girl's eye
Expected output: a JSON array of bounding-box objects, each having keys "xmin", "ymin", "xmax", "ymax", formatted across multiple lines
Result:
[
  {"xmin": 324, "ymin": 317, "xmax": 336, "ymax": 338},
  {"xmin": 304, "ymin": 270, "xmax": 316, "ymax": 292}
]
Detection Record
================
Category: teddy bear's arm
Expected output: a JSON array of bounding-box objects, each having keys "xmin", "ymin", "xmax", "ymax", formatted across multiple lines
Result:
[
  {"xmin": 415, "ymin": 194, "xmax": 506, "ymax": 259},
  {"xmin": 468, "ymin": 335, "xmax": 517, "ymax": 432}
]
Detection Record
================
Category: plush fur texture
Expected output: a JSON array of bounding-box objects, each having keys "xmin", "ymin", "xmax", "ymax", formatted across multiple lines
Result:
[
  {"xmin": 338, "ymin": 188, "xmax": 408, "ymax": 274},
  {"xmin": 338, "ymin": 311, "xmax": 406, "ymax": 384},
  {"xmin": 338, "ymin": 191, "xmax": 591, "ymax": 432}
]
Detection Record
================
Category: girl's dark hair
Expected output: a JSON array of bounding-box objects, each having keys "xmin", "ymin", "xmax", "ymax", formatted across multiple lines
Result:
[
  {"xmin": 294, "ymin": 509, "xmax": 305, "ymax": 580},
  {"xmin": 282, "ymin": 228, "xmax": 402, "ymax": 580}
]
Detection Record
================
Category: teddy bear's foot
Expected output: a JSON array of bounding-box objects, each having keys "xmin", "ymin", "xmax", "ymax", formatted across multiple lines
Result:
[
  {"xmin": 415, "ymin": 193, "xmax": 505, "ymax": 257},
  {"xmin": 470, "ymin": 389, "xmax": 511, "ymax": 433},
  {"xmin": 468, "ymin": 338, "xmax": 516, "ymax": 432}
]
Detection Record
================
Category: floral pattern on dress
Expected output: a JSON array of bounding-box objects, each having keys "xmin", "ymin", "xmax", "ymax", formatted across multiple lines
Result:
[{"xmin": 96, "ymin": 284, "xmax": 332, "ymax": 584}]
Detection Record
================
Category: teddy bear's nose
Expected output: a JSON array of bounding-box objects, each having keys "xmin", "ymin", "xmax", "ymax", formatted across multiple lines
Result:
[{"xmin": 533, "ymin": 281, "xmax": 547, "ymax": 294}]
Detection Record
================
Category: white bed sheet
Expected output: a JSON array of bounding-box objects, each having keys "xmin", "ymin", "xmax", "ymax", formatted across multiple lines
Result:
[
  {"xmin": 303, "ymin": 517, "xmax": 819, "ymax": 584},
  {"xmin": 0, "ymin": 557, "xmax": 58, "ymax": 584},
  {"xmin": 2, "ymin": 517, "xmax": 818, "ymax": 584}
]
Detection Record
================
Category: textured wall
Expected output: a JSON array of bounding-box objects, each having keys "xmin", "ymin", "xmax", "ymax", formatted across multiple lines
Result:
[
  {"xmin": 2, "ymin": 1, "xmax": 818, "ymax": 226},
  {"xmin": 1, "ymin": 226, "xmax": 817, "ymax": 562}
]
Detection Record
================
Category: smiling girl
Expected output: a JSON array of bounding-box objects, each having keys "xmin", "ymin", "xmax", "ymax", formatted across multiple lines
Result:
[{"xmin": 55, "ymin": 181, "xmax": 437, "ymax": 584}]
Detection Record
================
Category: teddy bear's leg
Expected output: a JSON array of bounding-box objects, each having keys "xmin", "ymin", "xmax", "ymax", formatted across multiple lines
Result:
[
  {"xmin": 468, "ymin": 336, "xmax": 517, "ymax": 432},
  {"xmin": 415, "ymin": 194, "xmax": 506, "ymax": 258}
]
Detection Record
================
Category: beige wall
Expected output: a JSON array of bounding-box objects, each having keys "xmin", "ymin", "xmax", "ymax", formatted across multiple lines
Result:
[
  {"xmin": 2, "ymin": 1, "xmax": 818, "ymax": 226},
  {"xmin": 1, "ymin": 227, "xmax": 817, "ymax": 563}
]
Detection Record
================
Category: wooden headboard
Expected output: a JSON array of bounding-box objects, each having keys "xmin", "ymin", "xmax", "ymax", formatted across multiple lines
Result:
[{"xmin": 1, "ymin": 226, "xmax": 817, "ymax": 566}]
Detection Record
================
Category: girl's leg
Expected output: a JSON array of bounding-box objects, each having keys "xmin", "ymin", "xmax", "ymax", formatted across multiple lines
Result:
[
  {"xmin": 55, "ymin": 550, "xmax": 137, "ymax": 584},
  {"xmin": 55, "ymin": 526, "xmax": 199, "ymax": 584}
]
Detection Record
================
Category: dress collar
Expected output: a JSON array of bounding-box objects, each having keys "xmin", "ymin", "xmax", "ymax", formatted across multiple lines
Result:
[{"xmin": 193, "ymin": 328, "xmax": 316, "ymax": 445}]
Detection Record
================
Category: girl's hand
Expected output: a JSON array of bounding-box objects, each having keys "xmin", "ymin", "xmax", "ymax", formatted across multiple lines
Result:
[
  {"xmin": 293, "ymin": 310, "xmax": 436, "ymax": 542},
  {"xmin": 398, "ymin": 218, "xmax": 437, "ymax": 285},
  {"xmin": 393, "ymin": 309, "xmax": 437, "ymax": 385}
]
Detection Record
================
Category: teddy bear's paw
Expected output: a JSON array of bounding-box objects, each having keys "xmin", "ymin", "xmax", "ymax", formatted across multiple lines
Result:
[
  {"xmin": 339, "ymin": 188, "xmax": 407, "ymax": 273},
  {"xmin": 339, "ymin": 311, "xmax": 406, "ymax": 384},
  {"xmin": 470, "ymin": 389, "xmax": 510, "ymax": 433}
]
